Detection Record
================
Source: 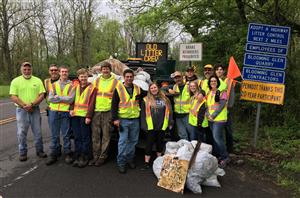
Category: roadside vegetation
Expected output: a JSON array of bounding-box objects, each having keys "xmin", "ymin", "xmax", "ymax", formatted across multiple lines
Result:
[{"xmin": 0, "ymin": 85, "xmax": 9, "ymax": 98}]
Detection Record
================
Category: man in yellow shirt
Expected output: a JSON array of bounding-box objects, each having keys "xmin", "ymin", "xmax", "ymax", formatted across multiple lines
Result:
[{"xmin": 9, "ymin": 62, "xmax": 47, "ymax": 161}]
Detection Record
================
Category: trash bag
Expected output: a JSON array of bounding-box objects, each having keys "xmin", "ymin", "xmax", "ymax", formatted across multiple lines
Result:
[{"xmin": 165, "ymin": 141, "xmax": 180, "ymax": 155}]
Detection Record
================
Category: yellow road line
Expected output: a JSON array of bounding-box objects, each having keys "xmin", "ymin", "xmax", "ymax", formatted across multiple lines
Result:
[{"xmin": 0, "ymin": 111, "xmax": 46, "ymax": 125}]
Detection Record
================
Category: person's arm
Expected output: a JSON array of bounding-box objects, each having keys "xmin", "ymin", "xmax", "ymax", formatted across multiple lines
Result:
[
  {"xmin": 86, "ymin": 87, "xmax": 97, "ymax": 119},
  {"xmin": 111, "ymin": 89, "xmax": 120, "ymax": 122},
  {"xmin": 10, "ymin": 95, "xmax": 26, "ymax": 107},
  {"xmin": 59, "ymin": 84, "xmax": 75, "ymax": 104},
  {"xmin": 197, "ymin": 104, "xmax": 206, "ymax": 127},
  {"xmin": 48, "ymin": 87, "xmax": 60, "ymax": 103}
]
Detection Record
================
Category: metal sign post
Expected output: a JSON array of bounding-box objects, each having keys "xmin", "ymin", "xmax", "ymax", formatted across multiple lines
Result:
[{"xmin": 254, "ymin": 103, "xmax": 261, "ymax": 147}]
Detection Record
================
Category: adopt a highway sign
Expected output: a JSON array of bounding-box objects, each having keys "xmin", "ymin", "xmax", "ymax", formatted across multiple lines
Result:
[
  {"xmin": 242, "ymin": 66, "xmax": 285, "ymax": 84},
  {"xmin": 247, "ymin": 23, "xmax": 291, "ymax": 46}
]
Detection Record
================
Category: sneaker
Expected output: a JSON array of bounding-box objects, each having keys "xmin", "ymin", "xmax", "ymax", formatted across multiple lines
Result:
[
  {"xmin": 36, "ymin": 152, "xmax": 47, "ymax": 158},
  {"xmin": 88, "ymin": 158, "xmax": 97, "ymax": 166},
  {"xmin": 118, "ymin": 166, "xmax": 126, "ymax": 174},
  {"xmin": 127, "ymin": 161, "xmax": 136, "ymax": 169},
  {"xmin": 46, "ymin": 156, "xmax": 57, "ymax": 166},
  {"xmin": 94, "ymin": 158, "xmax": 105, "ymax": 167},
  {"xmin": 19, "ymin": 154, "xmax": 27, "ymax": 162},
  {"xmin": 65, "ymin": 154, "xmax": 74, "ymax": 164},
  {"xmin": 141, "ymin": 162, "xmax": 150, "ymax": 171}
]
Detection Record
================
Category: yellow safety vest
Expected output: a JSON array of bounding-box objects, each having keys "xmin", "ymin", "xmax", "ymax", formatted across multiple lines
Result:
[
  {"xmin": 73, "ymin": 84, "xmax": 95, "ymax": 117},
  {"xmin": 49, "ymin": 82, "xmax": 72, "ymax": 112},
  {"xmin": 188, "ymin": 96, "xmax": 206, "ymax": 127},
  {"xmin": 143, "ymin": 97, "xmax": 170, "ymax": 131},
  {"xmin": 173, "ymin": 84, "xmax": 190, "ymax": 114},
  {"xmin": 200, "ymin": 79, "xmax": 210, "ymax": 95},
  {"xmin": 44, "ymin": 78, "xmax": 53, "ymax": 105},
  {"xmin": 94, "ymin": 75, "xmax": 119, "ymax": 112},
  {"xmin": 116, "ymin": 83, "xmax": 141, "ymax": 119},
  {"xmin": 206, "ymin": 90, "xmax": 227, "ymax": 122}
]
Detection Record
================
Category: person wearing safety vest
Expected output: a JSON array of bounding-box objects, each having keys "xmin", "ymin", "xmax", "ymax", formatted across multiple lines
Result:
[
  {"xmin": 69, "ymin": 68, "xmax": 96, "ymax": 168},
  {"xmin": 111, "ymin": 69, "xmax": 147, "ymax": 174},
  {"xmin": 214, "ymin": 63, "xmax": 235, "ymax": 153},
  {"xmin": 140, "ymin": 83, "xmax": 173, "ymax": 170},
  {"xmin": 188, "ymin": 81, "xmax": 207, "ymax": 142},
  {"xmin": 206, "ymin": 75, "xmax": 230, "ymax": 168},
  {"xmin": 184, "ymin": 65, "xmax": 201, "ymax": 86},
  {"xmin": 46, "ymin": 66, "xmax": 75, "ymax": 166},
  {"xmin": 44, "ymin": 64, "xmax": 59, "ymax": 107},
  {"xmin": 168, "ymin": 71, "xmax": 194, "ymax": 140},
  {"xmin": 88, "ymin": 61, "xmax": 119, "ymax": 167}
]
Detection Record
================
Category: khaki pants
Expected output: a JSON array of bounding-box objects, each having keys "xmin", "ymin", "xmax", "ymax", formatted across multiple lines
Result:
[{"xmin": 91, "ymin": 111, "xmax": 112, "ymax": 160}]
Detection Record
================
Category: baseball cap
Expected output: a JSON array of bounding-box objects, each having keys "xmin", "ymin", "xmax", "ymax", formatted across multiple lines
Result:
[
  {"xmin": 204, "ymin": 64, "xmax": 213, "ymax": 69},
  {"xmin": 186, "ymin": 66, "xmax": 194, "ymax": 72},
  {"xmin": 171, "ymin": 71, "xmax": 182, "ymax": 78},
  {"xmin": 21, "ymin": 62, "xmax": 32, "ymax": 67}
]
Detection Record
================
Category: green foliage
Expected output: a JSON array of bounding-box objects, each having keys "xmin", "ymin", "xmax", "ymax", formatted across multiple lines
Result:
[{"xmin": 0, "ymin": 85, "xmax": 10, "ymax": 98}]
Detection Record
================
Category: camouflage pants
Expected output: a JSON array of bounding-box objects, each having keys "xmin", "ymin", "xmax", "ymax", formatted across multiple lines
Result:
[{"xmin": 91, "ymin": 111, "xmax": 112, "ymax": 160}]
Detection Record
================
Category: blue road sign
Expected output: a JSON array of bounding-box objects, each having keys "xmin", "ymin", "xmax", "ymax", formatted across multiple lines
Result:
[
  {"xmin": 246, "ymin": 43, "xmax": 287, "ymax": 56},
  {"xmin": 242, "ymin": 66, "xmax": 285, "ymax": 84},
  {"xmin": 247, "ymin": 23, "xmax": 291, "ymax": 46},
  {"xmin": 244, "ymin": 53, "xmax": 286, "ymax": 70}
]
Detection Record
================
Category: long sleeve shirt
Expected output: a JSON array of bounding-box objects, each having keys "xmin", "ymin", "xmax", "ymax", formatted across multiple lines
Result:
[
  {"xmin": 48, "ymin": 79, "xmax": 75, "ymax": 104},
  {"xmin": 111, "ymin": 83, "xmax": 147, "ymax": 121}
]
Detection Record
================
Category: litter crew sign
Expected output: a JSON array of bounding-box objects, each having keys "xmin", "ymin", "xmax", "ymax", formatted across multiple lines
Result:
[{"xmin": 136, "ymin": 42, "xmax": 168, "ymax": 63}]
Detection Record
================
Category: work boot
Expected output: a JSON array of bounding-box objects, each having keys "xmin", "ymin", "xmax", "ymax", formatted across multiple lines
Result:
[
  {"xmin": 94, "ymin": 158, "xmax": 105, "ymax": 167},
  {"xmin": 72, "ymin": 159, "xmax": 80, "ymax": 167},
  {"xmin": 118, "ymin": 166, "xmax": 126, "ymax": 174},
  {"xmin": 140, "ymin": 162, "xmax": 150, "ymax": 171},
  {"xmin": 78, "ymin": 156, "xmax": 88, "ymax": 168},
  {"xmin": 36, "ymin": 152, "xmax": 47, "ymax": 158},
  {"xmin": 46, "ymin": 156, "xmax": 57, "ymax": 166},
  {"xmin": 19, "ymin": 154, "xmax": 27, "ymax": 162},
  {"xmin": 65, "ymin": 154, "xmax": 74, "ymax": 164},
  {"xmin": 127, "ymin": 161, "xmax": 136, "ymax": 169}
]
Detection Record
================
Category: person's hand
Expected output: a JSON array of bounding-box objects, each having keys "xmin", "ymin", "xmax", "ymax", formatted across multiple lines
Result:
[
  {"xmin": 69, "ymin": 110, "xmax": 75, "ymax": 117},
  {"xmin": 23, "ymin": 104, "xmax": 33, "ymax": 112},
  {"xmin": 54, "ymin": 95, "xmax": 59, "ymax": 99},
  {"xmin": 168, "ymin": 89, "xmax": 175, "ymax": 95},
  {"xmin": 85, "ymin": 118, "xmax": 91, "ymax": 125},
  {"xmin": 208, "ymin": 115, "xmax": 213, "ymax": 121},
  {"xmin": 113, "ymin": 120, "xmax": 120, "ymax": 128}
]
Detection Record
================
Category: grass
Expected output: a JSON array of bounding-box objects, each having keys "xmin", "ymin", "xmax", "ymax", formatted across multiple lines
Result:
[{"xmin": 0, "ymin": 85, "xmax": 10, "ymax": 98}]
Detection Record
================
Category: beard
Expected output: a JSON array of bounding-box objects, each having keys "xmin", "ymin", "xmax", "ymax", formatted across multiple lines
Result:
[{"xmin": 22, "ymin": 74, "xmax": 32, "ymax": 79}]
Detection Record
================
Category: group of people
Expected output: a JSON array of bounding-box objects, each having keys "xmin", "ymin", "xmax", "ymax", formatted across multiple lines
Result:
[{"xmin": 9, "ymin": 60, "xmax": 235, "ymax": 174}]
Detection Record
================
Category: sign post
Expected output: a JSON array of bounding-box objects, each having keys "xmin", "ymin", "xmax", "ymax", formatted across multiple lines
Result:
[{"xmin": 241, "ymin": 23, "xmax": 291, "ymax": 147}]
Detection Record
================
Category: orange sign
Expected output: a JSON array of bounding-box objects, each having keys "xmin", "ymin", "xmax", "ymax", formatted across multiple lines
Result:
[{"xmin": 240, "ymin": 80, "xmax": 285, "ymax": 105}]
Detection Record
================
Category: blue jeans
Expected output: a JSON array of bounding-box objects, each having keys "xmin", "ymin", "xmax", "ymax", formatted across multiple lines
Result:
[
  {"xmin": 117, "ymin": 118, "xmax": 139, "ymax": 167},
  {"xmin": 209, "ymin": 121, "xmax": 228, "ymax": 160},
  {"xmin": 48, "ymin": 110, "xmax": 71, "ymax": 156},
  {"xmin": 71, "ymin": 116, "xmax": 91, "ymax": 159},
  {"xmin": 176, "ymin": 115, "xmax": 196, "ymax": 141},
  {"xmin": 16, "ymin": 107, "xmax": 44, "ymax": 155}
]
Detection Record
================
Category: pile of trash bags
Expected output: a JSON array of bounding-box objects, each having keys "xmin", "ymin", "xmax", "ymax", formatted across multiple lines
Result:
[{"xmin": 153, "ymin": 140, "xmax": 225, "ymax": 194}]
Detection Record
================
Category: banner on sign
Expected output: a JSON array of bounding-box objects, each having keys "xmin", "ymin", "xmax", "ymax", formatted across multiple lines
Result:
[
  {"xmin": 242, "ymin": 66, "xmax": 285, "ymax": 84},
  {"xmin": 179, "ymin": 43, "xmax": 202, "ymax": 61},
  {"xmin": 244, "ymin": 53, "xmax": 286, "ymax": 70},
  {"xmin": 240, "ymin": 80, "xmax": 285, "ymax": 105}
]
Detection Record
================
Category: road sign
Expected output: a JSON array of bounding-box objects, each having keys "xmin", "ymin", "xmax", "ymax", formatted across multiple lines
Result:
[
  {"xmin": 247, "ymin": 23, "xmax": 291, "ymax": 46},
  {"xmin": 246, "ymin": 43, "xmax": 287, "ymax": 56},
  {"xmin": 244, "ymin": 53, "xmax": 286, "ymax": 70},
  {"xmin": 136, "ymin": 42, "xmax": 168, "ymax": 63},
  {"xmin": 240, "ymin": 80, "xmax": 285, "ymax": 105},
  {"xmin": 242, "ymin": 66, "xmax": 285, "ymax": 84},
  {"xmin": 179, "ymin": 43, "xmax": 202, "ymax": 61}
]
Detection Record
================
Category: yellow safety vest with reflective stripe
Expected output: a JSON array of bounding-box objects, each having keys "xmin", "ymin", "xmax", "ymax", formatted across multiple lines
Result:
[
  {"xmin": 173, "ymin": 84, "xmax": 190, "ymax": 114},
  {"xmin": 206, "ymin": 90, "xmax": 227, "ymax": 122},
  {"xmin": 94, "ymin": 75, "xmax": 119, "ymax": 112},
  {"xmin": 200, "ymin": 79, "xmax": 209, "ymax": 95},
  {"xmin": 143, "ymin": 97, "xmax": 170, "ymax": 131},
  {"xmin": 44, "ymin": 78, "xmax": 53, "ymax": 105},
  {"xmin": 188, "ymin": 96, "xmax": 206, "ymax": 127},
  {"xmin": 49, "ymin": 82, "xmax": 72, "ymax": 112},
  {"xmin": 116, "ymin": 83, "xmax": 141, "ymax": 119},
  {"xmin": 73, "ymin": 84, "xmax": 95, "ymax": 117}
]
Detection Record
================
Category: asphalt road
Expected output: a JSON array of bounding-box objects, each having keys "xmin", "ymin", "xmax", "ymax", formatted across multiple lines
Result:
[{"xmin": 0, "ymin": 99, "xmax": 291, "ymax": 198}]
